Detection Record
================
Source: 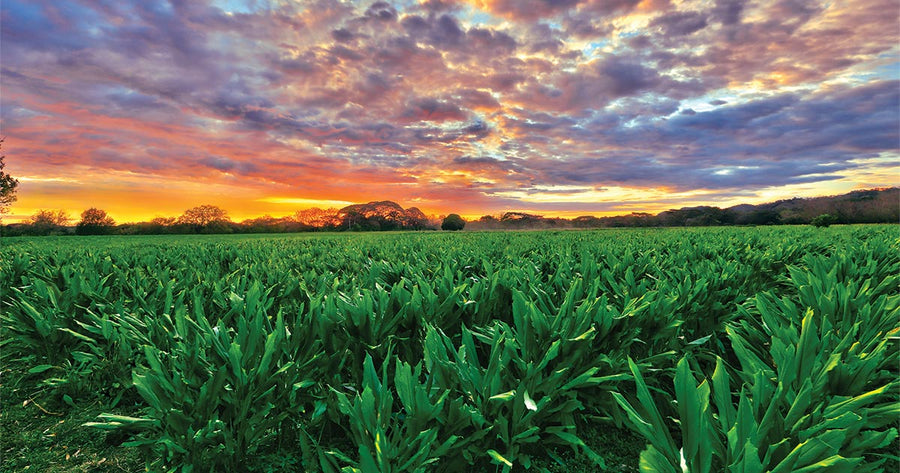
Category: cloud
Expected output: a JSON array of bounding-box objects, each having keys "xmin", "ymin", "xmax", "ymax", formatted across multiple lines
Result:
[
  {"xmin": 599, "ymin": 56, "xmax": 663, "ymax": 96},
  {"xmin": 712, "ymin": 0, "xmax": 745, "ymax": 25},
  {"xmin": 400, "ymin": 98, "xmax": 468, "ymax": 123},
  {"xmin": 650, "ymin": 11, "xmax": 708, "ymax": 36},
  {"xmin": 199, "ymin": 156, "xmax": 260, "ymax": 174},
  {"xmin": 364, "ymin": 1, "xmax": 397, "ymax": 21},
  {"xmin": 464, "ymin": 0, "xmax": 641, "ymax": 22},
  {"xmin": 1, "ymin": 0, "xmax": 897, "ymax": 220}
]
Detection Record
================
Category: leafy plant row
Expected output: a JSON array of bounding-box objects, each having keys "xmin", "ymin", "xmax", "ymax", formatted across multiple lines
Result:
[{"xmin": 1, "ymin": 226, "xmax": 897, "ymax": 472}]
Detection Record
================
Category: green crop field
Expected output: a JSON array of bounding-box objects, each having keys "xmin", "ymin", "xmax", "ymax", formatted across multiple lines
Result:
[{"xmin": 1, "ymin": 226, "xmax": 898, "ymax": 472}]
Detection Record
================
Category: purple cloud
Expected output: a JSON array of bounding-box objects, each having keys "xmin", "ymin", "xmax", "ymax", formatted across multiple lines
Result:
[{"xmin": 1, "ymin": 0, "xmax": 897, "ymax": 217}]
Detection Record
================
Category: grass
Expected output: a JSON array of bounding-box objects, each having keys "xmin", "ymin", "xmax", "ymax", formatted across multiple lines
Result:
[{"xmin": 1, "ymin": 361, "xmax": 144, "ymax": 473}]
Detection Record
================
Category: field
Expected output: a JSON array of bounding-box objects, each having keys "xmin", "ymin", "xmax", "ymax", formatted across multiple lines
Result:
[{"xmin": 1, "ymin": 226, "xmax": 898, "ymax": 472}]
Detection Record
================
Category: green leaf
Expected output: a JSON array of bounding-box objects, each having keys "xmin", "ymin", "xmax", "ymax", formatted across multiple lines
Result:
[
  {"xmin": 523, "ymin": 390, "xmax": 538, "ymax": 411},
  {"xmin": 489, "ymin": 390, "xmax": 516, "ymax": 402},
  {"xmin": 27, "ymin": 364, "xmax": 55, "ymax": 374},
  {"xmin": 487, "ymin": 449, "xmax": 513, "ymax": 468}
]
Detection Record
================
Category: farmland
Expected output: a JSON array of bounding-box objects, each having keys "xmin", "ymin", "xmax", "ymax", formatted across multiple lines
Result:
[{"xmin": 1, "ymin": 226, "xmax": 898, "ymax": 472}]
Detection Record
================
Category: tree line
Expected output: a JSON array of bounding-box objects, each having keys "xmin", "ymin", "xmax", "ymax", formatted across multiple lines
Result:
[
  {"xmin": 0, "ymin": 203, "xmax": 470, "ymax": 237},
  {"xmin": 2, "ymin": 186, "xmax": 895, "ymax": 237},
  {"xmin": 467, "ymin": 188, "xmax": 898, "ymax": 230}
]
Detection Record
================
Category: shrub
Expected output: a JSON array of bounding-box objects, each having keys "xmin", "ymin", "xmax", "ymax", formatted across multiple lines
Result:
[
  {"xmin": 811, "ymin": 213, "xmax": 838, "ymax": 227},
  {"xmin": 441, "ymin": 214, "xmax": 466, "ymax": 231}
]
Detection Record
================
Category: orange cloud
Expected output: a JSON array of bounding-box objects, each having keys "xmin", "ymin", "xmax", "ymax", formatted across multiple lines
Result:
[{"xmin": 1, "ymin": 0, "xmax": 896, "ymax": 224}]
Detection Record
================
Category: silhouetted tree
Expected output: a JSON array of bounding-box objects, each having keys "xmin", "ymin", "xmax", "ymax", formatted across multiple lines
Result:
[
  {"xmin": 737, "ymin": 209, "xmax": 782, "ymax": 226},
  {"xmin": 0, "ymin": 139, "xmax": 19, "ymax": 217},
  {"xmin": 151, "ymin": 216, "xmax": 177, "ymax": 226},
  {"xmin": 335, "ymin": 201, "xmax": 430, "ymax": 231},
  {"xmin": 29, "ymin": 209, "xmax": 71, "ymax": 235},
  {"xmin": 178, "ymin": 204, "xmax": 229, "ymax": 226},
  {"xmin": 441, "ymin": 214, "xmax": 466, "ymax": 231},
  {"xmin": 76, "ymin": 208, "xmax": 116, "ymax": 235},
  {"xmin": 295, "ymin": 207, "xmax": 339, "ymax": 229},
  {"xmin": 177, "ymin": 204, "xmax": 230, "ymax": 233},
  {"xmin": 572, "ymin": 216, "xmax": 602, "ymax": 228},
  {"xmin": 239, "ymin": 215, "xmax": 312, "ymax": 233},
  {"xmin": 475, "ymin": 215, "xmax": 501, "ymax": 230},
  {"xmin": 403, "ymin": 207, "xmax": 430, "ymax": 230},
  {"xmin": 142, "ymin": 217, "xmax": 177, "ymax": 234},
  {"xmin": 496, "ymin": 212, "xmax": 546, "ymax": 229}
]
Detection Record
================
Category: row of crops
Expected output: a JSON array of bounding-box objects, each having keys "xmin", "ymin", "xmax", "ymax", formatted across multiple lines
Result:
[{"xmin": 1, "ymin": 226, "xmax": 898, "ymax": 472}]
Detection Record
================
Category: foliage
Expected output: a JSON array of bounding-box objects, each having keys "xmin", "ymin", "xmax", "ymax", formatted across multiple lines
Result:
[
  {"xmin": 76, "ymin": 208, "xmax": 116, "ymax": 235},
  {"xmin": 177, "ymin": 204, "xmax": 231, "ymax": 232},
  {"xmin": 465, "ymin": 188, "xmax": 898, "ymax": 230},
  {"xmin": 1, "ymin": 226, "xmax": 897, "ymax": 472},
  {"xmin": 614, "ymin": 244, "xmax": 900, "ymax": 473},
  {"xmin": 0, "ymin": 138, "xmax": 19, "ymax": 216},
  {"xmin": 4, "ymin": 189, "xmax": 897, "ymax": 236},
  {"xmin": 295, "ymin": 207, "xmax": 340, "ymax": 229},
  {"xmin": 30, "ymin": 209, "xmax": 71, "ymax": 226},
  {"xmin": 337, "ymin": 201, "xmax": 432, "ymax": 231},
  {"xmin": 811, "ymin": 213, "xmax": 838, "ymax": 228},
  {"xmin": 23, "ymin": 209, "xmax": 72, "ymax": 235},
  {"xmin": 441, "ymin": 214, "xmax": 466, "ymax": 231}
]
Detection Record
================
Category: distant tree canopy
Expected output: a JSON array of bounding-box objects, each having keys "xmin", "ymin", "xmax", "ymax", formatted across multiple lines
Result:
[
  {"xmin": 811, "ymin": 213, "xmax": 838, "ymax": 228},
  {"xmin": 335, "ymin": 201, "xmax": 431, "ymax": 231},
  {"xmin": 2, "ymin": 189, "xmax": 897, "ymax": 237},
  {"xmin": 657, "ymin": 206, "xmax": 735, "ymax": 226},
  {"xmin": 441, "ymin": 214, "xmax": 466, "ymax": 231},
  {"xmin": 28, "ymin": 209, "xmax": 71, "ymax": 235},
  {"xmin": 76, "ymin": 208, "xmax": 116, "ymax": 235},
  {"xmin": 734, "ymin": 209, "xmax": 781, "ymax": 226},
  {"xmin": 31, "ymin": 209, "xmax": 70, "ymax": 226},
  {"xmin": 151, "ymin": 217, "xmax": 177, "ymax": 226},
  {"xmin": 240, "ymin": 215, "xmax": 312, "ymax": 233},
  {"xmin": 177, "ymin": 205, "xmax": 231, "ymax": 232},
  {"xmin": 178, "ymin": 204, "xmax": 229, "ymax": 226},
  {"xmin": 295, "ymin": 207, "xmax": 340, "ymax": 229},
  {"xmin": 0, "ymin": 139, "xmax": 19, "ymax": 216}
]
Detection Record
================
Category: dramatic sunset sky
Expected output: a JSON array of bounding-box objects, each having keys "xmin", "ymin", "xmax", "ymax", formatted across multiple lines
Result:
[{"xmin": 1, "ymin": 0, "xmax": 897, "ymax": 223}]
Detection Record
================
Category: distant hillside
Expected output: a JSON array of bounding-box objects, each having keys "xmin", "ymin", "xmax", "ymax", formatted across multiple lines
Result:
[
  {"xmin": 468, "ymin": 188, "xmax": 899, "ymax": 230},
  {"xmin": 727, "ymin": 188, "xmax": 899, "ymax": 224},
  {"xmin": 334, "ymin": 189, "xmax": 897, "ymax": 231},
  {"xmin": 337, "ymin": 201, "xmax": 431, "ymax": 231}
]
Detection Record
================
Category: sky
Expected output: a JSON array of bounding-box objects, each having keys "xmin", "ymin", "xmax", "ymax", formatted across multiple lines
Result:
[{"xmin": 1, "ymin": 0, "xmax": 898, "ymax": 223}]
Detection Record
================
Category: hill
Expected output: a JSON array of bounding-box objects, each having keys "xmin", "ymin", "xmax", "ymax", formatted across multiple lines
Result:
[
  {"xmin": 467, "ymin": 187, "xmax": 899, "ymax": 230},
  {"xmin": 337, "ymin": 201, "xmax": 431, "ymax": 231}
]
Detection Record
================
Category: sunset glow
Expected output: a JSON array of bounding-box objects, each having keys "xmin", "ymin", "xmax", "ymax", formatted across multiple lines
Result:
[{"xmin": 2, "ymin": 0, "xmax": 898, "ymax": 223}]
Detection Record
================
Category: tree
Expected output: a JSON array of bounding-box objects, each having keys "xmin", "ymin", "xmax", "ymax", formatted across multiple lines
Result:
[
  {"xmin": 811, "ymin": 213, "xmax": 838, "ymax": 228},
  {"xmin": 0, "ymin": 139, "xmax": 19, "ymax": 216},
  {"xmin": 177, "ymin": 204, "xmax": 230, "ymax": 232},
  {"xmin": 402, "ymin": 207, "xmax": 429, "ymax": 230},
  {"xmin": 441, "ymin": 213, "xmax": 466, "ymax": 231},
  {"xmin": 473, "ymin": 215, "xmax": 501, "ymax": 230},
  {"xmin": 76, "ymin": 208, "xmax": 116, "ymax": 235},
  {"xmin": 735, "ymin": 209, "xmax": 782, "ymax": 226},
  {"xmin": 29, "ymin": 209, "xmax": 71, "ymax": 235},
  {"xmin": 572, "ymin": 216, "xmax": 603, "ymax": 228},
  {"xmin": 295, "ymin": 207, "xmax": 339, "ymax": 229},
  {"xmin": 151, "ymin": 216, "xmax": 177, "ymax": 226},
  {"xmin": 31, "ymin": 209, "xmax": 70, "ymax": 225}
]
